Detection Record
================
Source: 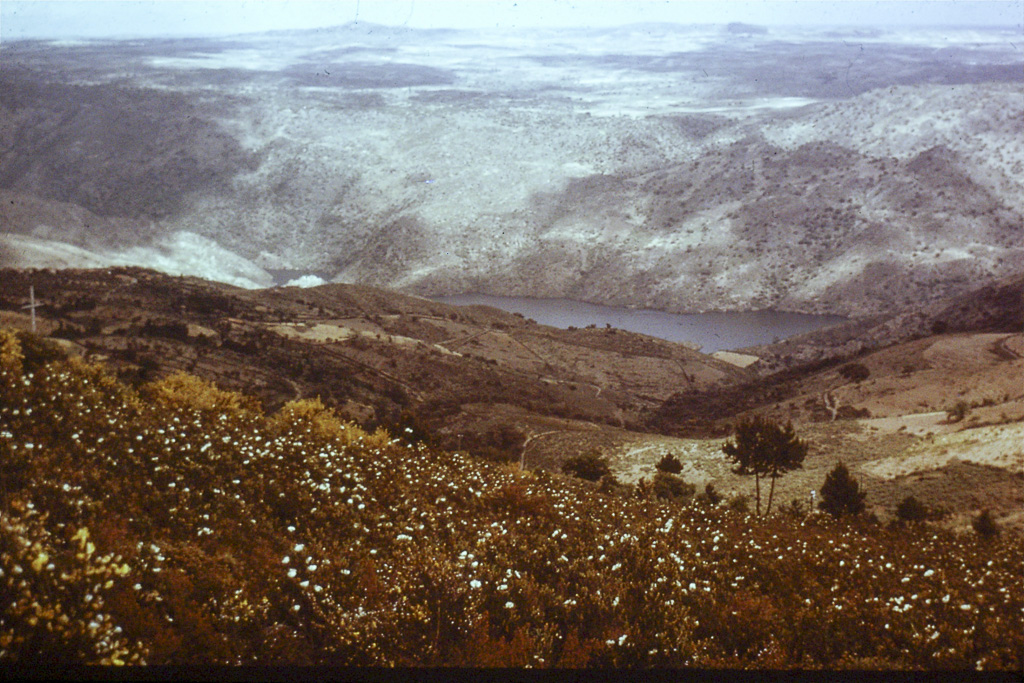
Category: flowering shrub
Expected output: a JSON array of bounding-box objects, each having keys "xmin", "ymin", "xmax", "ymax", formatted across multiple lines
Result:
[
  {"xmin": 0, "ymin": 507, "xmax": 145, "ymax": 665},
  {"xmin": 0, "ymin": 328, "xmax": 1021, "ymax": 669}
]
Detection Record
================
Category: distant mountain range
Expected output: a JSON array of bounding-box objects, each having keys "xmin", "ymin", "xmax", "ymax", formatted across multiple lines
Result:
[{"xmin": 1, "ymin": 24, "xmax": 1021, "ymax": 317}]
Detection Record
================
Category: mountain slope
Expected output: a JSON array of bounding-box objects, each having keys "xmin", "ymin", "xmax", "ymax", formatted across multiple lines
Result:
[
  {"xmin": 1, "ymin": 328, "xmax": 1021, "ymax": 667},
  {"xmin": 0, "ymin": 266, "xmax": 747, "ymax": 464}
]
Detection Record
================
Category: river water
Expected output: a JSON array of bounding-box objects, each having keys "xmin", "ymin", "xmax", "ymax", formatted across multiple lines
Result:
[{"xmin": 432, "ymin": 294, "xmax": 846, "ymax": 353}]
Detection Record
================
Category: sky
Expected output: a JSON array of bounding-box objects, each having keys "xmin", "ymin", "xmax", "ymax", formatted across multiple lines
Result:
[{"xmin": 1, "ymin": 0, "xmax": 1021, "ymax": 40}]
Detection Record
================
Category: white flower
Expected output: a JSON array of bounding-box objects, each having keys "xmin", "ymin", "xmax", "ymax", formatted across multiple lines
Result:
[
  {"xmin": 960, "ymin": 604, "xmax": 972, "ymax": 611},
  {"xmin": 469, "ymin": 579, "xmax": 482, "ymax": 589},
  {"xmin": 282, "ymin": 556, "xmax": 290, "ymax": 564},
  {"xmin": 288, "ymin": 568, "xmax": 297, "ymax": 578},
  {"xmin": 924, "ymin": 569, "xmax": 935, "ymax": 578},
  {"xmin": 294, "ymin": 543, "xmax": 305, "ymax": 552},
  {"xmin": 504, "ymin": 601, "xmax": 515, "ymax": 609}
]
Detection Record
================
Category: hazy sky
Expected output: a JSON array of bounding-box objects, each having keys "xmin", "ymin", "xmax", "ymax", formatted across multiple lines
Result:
[{"xmin": 1, "ymin": 1, "xmax": 1021, "ymax": 40}]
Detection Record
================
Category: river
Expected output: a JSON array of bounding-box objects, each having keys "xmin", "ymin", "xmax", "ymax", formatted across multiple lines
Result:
[{"xmin": 431, "ymin": 294, "xmax": 846, "ymax": 353}]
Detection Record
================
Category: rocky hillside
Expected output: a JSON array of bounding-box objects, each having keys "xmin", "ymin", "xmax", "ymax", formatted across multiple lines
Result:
[{"xmin": 2, "ymin": 24, "xmax": 1021, "ymax": 316}]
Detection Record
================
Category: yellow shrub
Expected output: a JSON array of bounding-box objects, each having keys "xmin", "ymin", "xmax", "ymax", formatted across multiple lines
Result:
[
  {"xmin": 0, "ymin": 327, "xmax": 24, "ymax": 381},
  {"xmin": 144, "ymin": 372, "xmax": 261, "ymax": 416},
  {"xmin": 362, "ymin": 426, "xmax": 393, "ymax": 450},
  {"xmin": 269, "ymin": 397, "xmax": 364, "ymax": 444}
]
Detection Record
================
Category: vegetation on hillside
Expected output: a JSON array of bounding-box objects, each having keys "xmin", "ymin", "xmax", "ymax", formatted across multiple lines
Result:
[{"xmin": 1, "ymin": 328, "xmax": 1021, "ymax": 668}]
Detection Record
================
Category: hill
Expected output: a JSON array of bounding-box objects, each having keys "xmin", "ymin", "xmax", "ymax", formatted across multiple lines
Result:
[
  {"xmin": 0, "ymin": 266, "xmax": 747, "ymax": 465},
  {"xmin": 2, "ymin": 26, "xmax": 1022, "ymax": 316},
  {"xmin": 1, "ymin": 327, "xmax": 1021, "ymax": 668},
  {"xmin": 1, "ymin": 266, "xmax": 1021, "ymax": 536}
]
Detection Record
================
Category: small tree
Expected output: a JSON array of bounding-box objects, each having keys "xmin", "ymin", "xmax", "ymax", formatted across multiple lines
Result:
[
  {"xmin": 818, "ymin": 461, "xmax": 866, "ymax": 518},
  {"xmin": 561, "ymin": 451, "xmax": 612, "ymax": 482},
  {"xmin": 722, "ymin": 416, "xmax": 808, "ymax": 517},
  {"xmin": 655, "ymin": 453, "xmax": 683, "ymax": 474},
  {"xmin": 702, "ymin": 482, "xmax": 722, "ymax": 506}
]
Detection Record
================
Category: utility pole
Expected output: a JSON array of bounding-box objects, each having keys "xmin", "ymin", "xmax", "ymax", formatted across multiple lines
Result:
[{"xmin": 21, "ymin": 286, "xmax": 43, "ymax": 334}]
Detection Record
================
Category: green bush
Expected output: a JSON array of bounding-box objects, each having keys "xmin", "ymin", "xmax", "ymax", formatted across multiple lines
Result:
[
  {"xmin": 695, "ymin": 483, "xmax": 722, "ymax": 507},
  {"xmin": 652, "ymin": 472, "xmax": 695, "ymax": 503},
  {"xmin": 781, "ymin": 498, "xmax": 806, "ymax": 519},
  {"xmin": 655, "ymin": 453, "xmax": 683, "ymax": 474},
  {"xmin": 560, "ymin": 451, "xmax": 612, "ymax": 482},
  {"xmin": 973, "ymin": 510, "xmax": 1000, "ymax": 539},
  {"xmin": 727, "ymin": 494, "xmax": 751, "ymax": 514},
  {"xmin": 838, "ymin": 363, "xmax": 870, "ymax": 382},
  {"xmin": 895, "ymin": 496, "xmax": 929, "ymax": 523},
  {"xmin": 946, "ymin": 400, "xmax": 970, "ymax": 423}
]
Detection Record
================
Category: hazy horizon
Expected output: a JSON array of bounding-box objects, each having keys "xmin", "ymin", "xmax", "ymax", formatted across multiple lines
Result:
[{"xmin": 2, "ymin": 0, "xmax": 1022, "ymax": 41}]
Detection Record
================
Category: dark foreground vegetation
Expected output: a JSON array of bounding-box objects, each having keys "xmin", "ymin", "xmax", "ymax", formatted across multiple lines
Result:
[{"xmin": 1, "ymin": 328, "xmax": 1021, "ymax": 669}]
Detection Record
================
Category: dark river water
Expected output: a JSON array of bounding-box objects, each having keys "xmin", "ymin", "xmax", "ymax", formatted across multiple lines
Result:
[{"xmin": 431, "ymin": 294, "xmax": 846, "ymax": 353}]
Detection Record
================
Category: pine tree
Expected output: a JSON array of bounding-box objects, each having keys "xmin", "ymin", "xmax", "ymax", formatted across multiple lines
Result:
[
  {"xmin": 818, "ymin": 461, "xmax": 866, "ymax": 518},
  {"xmin": 722, "ymin": 416, "xmax": 808, "ymax": 516}
]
